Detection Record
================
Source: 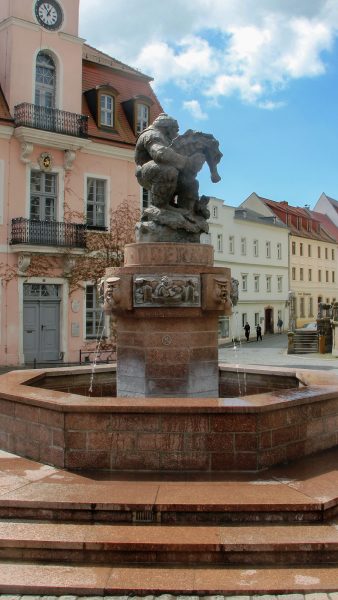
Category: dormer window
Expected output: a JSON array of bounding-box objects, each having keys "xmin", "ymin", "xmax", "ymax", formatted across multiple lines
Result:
[
  {"xmin": 100, "ymin": 93, "xmax": 114, "ymax": 127},
  {"xmin": 122, "ymin": 95, "xmax": 153, "ymax": 135},
  {"xmin": 136, "ymin": 103, "xmax": 150, "ymax": 134},
  {"xmin": 85, "ymin": 85, "xmax": 118, "ymax": 130}
]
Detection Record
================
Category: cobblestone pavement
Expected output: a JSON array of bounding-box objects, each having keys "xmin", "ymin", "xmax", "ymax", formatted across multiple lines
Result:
[{"xmin": 1, "ymin": 594, "xmax": 338, "ymax": 599}]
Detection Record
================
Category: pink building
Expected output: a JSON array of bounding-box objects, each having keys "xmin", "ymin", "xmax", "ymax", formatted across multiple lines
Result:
[{"xmin": 0, "ymin": 0, "xmax": 162, "ymax": 366}]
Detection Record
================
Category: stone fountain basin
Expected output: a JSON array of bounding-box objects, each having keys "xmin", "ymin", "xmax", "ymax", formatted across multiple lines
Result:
[{"xmin": 0, "ymin": 364, "xmax": 337, "ymax": 472}]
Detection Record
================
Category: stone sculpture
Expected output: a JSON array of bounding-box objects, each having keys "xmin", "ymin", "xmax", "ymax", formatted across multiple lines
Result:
[{"xmin": 135, "ymin": 113, "xmax": 222, "ymax": 243}]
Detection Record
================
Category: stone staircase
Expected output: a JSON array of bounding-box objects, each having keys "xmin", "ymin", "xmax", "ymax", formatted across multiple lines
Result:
[
  {"xmin": 293, "ymin": 330, "xmax": 319, "ymax": 353},
  {"xmin": 0, "ymin": 448, "xmax": 338, "ymax": 594}
]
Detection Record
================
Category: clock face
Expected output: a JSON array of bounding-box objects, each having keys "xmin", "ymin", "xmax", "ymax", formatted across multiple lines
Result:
[{"xmin": 34, "ymin": 0, "xmax": 63, "ymax": 31}]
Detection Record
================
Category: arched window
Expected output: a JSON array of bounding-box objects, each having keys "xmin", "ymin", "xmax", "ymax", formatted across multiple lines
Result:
[{"xmin": 35, "ymin": 51, "xmax": 56, "ymax": 108}]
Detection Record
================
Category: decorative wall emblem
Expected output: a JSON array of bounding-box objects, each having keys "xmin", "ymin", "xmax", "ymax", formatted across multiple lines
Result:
[
  {"xmin": 39, "ymin": 152, "xmax": 53, "ymax": 172},
  {"xmin": 134, "ymin": 274, "xmax": 200, "ymax": 307}
]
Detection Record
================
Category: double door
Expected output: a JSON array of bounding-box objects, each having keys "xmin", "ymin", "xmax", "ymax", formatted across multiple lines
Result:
[{"xmin": 23, "ymin": 284, "xmax": 60, "ymax": 363}]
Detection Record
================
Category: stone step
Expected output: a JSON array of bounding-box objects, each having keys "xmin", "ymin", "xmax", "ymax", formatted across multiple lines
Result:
[
  {"xmin": 0, "ymin": 478, "xmax": 326, "ymax": 524},
  {"xmin": 0, "ymin": 562, "xmax": 338, "ymax": 595},
  {"xmin": 1, "ymin": 521, "xmax": 338, "ymax": 566}
]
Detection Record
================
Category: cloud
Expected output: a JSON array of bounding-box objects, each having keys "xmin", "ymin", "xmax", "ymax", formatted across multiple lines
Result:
[
  {"xmin": 79, "ymin": 0, "xmax": 338, "ymax": 109},
  {"xmin": 183, "ymin": 100, "xmax": 208, "ymax": 120}
]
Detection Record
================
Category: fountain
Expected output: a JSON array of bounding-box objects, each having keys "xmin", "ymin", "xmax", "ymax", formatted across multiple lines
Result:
[{"xmin": 0, "ymin": 114, "xmax": 338, "ymax": 473}]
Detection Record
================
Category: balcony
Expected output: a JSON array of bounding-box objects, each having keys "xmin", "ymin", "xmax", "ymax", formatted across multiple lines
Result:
[
  {"xmin": 11, "ymin": 218, "xmax": 86, "ymax": 248},
  {"xmin": 14, "ymin": 103, "xmax": 88, "ymax": 138}
]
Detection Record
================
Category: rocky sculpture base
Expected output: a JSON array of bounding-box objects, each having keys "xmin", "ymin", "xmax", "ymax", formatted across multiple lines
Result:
[
  {"xmin": 136, "ymin": 202, "xmax": 209, "ymax": 243},
  {"xmin": 104, "ymin": 243, "xmax": 231, "ymax": 398}
]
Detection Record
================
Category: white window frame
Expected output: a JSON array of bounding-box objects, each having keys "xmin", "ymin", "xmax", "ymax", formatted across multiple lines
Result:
[
  {"xmin": 100, "ymin": 93, "xmax": 114, "ymax": 127},
  {"xmin": 254, "ymin": 275, "xmax": 260, "ymax": 292},
  {"xmin": 277, "ymin": 276, "xmax": 283, "ymax": 292},
  {"xmin": 85, "ymin": 174, "xmax": 110, "ymax": 229},
  {"xmin": 266, "ymin": 241, "xmax": 271, "ymax": 258},
  {"xmin": 277, "ymin": 242, "xmax": 282, "ymax": 260},
  {"xmin": 85, "ymin": 283, "xmax": 105, "ymax": 340},
  {"xmin": 136, "ymin": 103, "xmax": 149, "ymax": 134},
  {"xmin": 241, "ymin": 237, "xmax": 246, "ymax": 255},
  {"xmin": 266, "ymin": 275, "xmax": 271, "ymax": 293},
  {"xmin": 217, "ymin": 233, "xmax": 223, "ymax": 252},
  {"xmin": 212, "ymin": 206, "xmax": 218, "ymax": 218},
  {"xmin": 241, "ymin": 274, "xmax": 248, "ymax": 292},
  {"xmin": 229, "ymin": 235, "xmax": 234, "ymax": 254},
  {"xmin": 253, "ymin": 239, "xmax": 258, "ymax": 257}
]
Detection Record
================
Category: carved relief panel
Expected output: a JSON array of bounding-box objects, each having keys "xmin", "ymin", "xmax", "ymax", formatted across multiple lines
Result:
[{"xmin": 133, "ymin": 274, "xmax": 201, "ymax": 307}]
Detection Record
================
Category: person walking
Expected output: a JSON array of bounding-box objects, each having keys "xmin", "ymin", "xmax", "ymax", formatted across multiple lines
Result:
[
  {"xmin": 256, "ymin": 324, "xmax": 262, "ymax": 341},
  {"xmin": 277, "ymin": 318, "xmax": 283, "ymax": 333},
  {"xmin": 244, "ymin": 322, "xmax": 250, "ymax": 342}
]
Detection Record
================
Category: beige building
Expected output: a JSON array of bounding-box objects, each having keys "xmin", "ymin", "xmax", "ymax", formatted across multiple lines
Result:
[{"xmin": 243, "ymin": 193, "xmax": 338, "ymax": 328}]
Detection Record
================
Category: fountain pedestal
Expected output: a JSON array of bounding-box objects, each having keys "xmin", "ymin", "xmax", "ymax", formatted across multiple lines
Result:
[{"xmin": 104, "ymin": 243, "xmax": 232, "ymax": 398}]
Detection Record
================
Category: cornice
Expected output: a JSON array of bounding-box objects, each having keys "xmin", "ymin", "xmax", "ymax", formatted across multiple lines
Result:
[
  {"xmin": 0, "ymin": 125, "xmax": 14, "ymax": 140},
  {"xmin": 59, "ymin": 32, "xmax": 86, "ymax": 46},
  {"xmin": 14, "ymin": 127, "xmax": 92, "ymax": 152},
  {"xmin": 0, "ymin": 17, "xmax": 39, "ymax": 33}
]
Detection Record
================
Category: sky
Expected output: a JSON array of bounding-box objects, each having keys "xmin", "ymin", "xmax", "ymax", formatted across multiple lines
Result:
[{"xmin": 79, "ymin": 0, "xmax": 338, "ymax": 209}]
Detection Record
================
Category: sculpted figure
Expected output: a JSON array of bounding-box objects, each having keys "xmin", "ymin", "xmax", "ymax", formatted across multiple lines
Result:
[
  {"xmin": 135, "ymin": 113, "xmax": 222, "ymax": 243},
  {"xmin": 103, "ymin": 277, "xmax": 121, "ymax": 312}
]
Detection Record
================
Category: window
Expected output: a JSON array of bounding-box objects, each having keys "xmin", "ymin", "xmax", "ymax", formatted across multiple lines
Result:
[
  {"xmin": 300, "ymin": 297, "xmax": 305, "ymax": 318},
  {"xmin": 86, "ymin": 178, "xmax": 106, "ymax": 228},
  {"xmin": 86, "ymin": 285, "xmax": 104, "ymax": 339},
  {"xmin": 100, "ymin": 94, "xmax": 114, "ymax": 127},
  {"xmin": 318, "ymin": 246, "xmax": 321, "ymax": 258},
  {"xmin": 300, "ymin": 243, "xmax": 303, "ymax": 256},
  {"xmin": 292, "ymin": 241, "xmax": 296, "ymax": 255},
  {"xmin": 255, "ymin": 312, "xmax": 260, "ymax": 326},
  {"xmin": 217, "ymin": 234, "xmax": 223, "ymax": 252},
  {"xmin": 242, "ymin": 313, "xmax": 247, "ymax": 328},
  {"xmin": 35, "ymin": 51, "xmax": 56, "ymax": 108},
  {"xmin": 326, "ymin": 270, "xmax": 329, "ymax": 283},
  {"xmin": 318, "ymin": 270, "xmax": 322, "ymax": 282},
  {"xmin": 136, "ymin": 103, "xmax": 149, "ymax": 134},
  {"xmin": 253, "ymin": 239, "xmax": 258, "ymax": 257},
  {"xmin": 332, "ymin": 249, "xmax": 335, "ymax": 261},
  {"xmin": 292, "ymin": 267, "xmax": 296, "ymax": 280},
  {"xmin": 333, "ymin": 271, "xmax": 335, "ymax": 283},
  {"xmin": 308, "ymin": 244, "xmax": 311, "ymax": 257},
  {"xmin": 308, "ymin": 269, "xmax": 312, "ymax": 282},
  {"xmin": 30, "ymin": 170, "xmax": 57, "ymax": 221},
  {"xmin": 241, "ymin": 237, "xmax": 246, "ymax": 255},
  {"xmin": 266, "ymin": 241, "xmax": 271, "ymax": 258},
  {"xmin": 212, "ymin": 206, "xmax": 218, "ymax": 218},
  {"xmin": 277, "ymin": 243, "xmax": 282, "ymax": 259},
  {"xmin": 266, "ymin": 275, "xmax": 271, "ymax": 292},
  {"xmin": 309, "ymin": 297, "xmax": 313, "ymax": 317},
  {"xmin": 300, "ymin": 268, "xmax": 303, "ymax": 281},
  {"xmin": 218, "ymin": 316, "xmax": 229, "ymax": 339},
  {"xmin": 229, "ymin": 235, "xmax": 234, "ymax": 254},
  {"xmin": 254, "ymin": 275, "xmax": 259, "ymax": 292},
  {"xmin": 277, "ymin": 276, "xmax": 283, "ymax": 292},
  {"xmin": 241, "ymin": 274, "xmax": 248, "ymax": 291},
  {"xmin": 325, "ymin": 247, "xmax": 328, "ymax": 259}
]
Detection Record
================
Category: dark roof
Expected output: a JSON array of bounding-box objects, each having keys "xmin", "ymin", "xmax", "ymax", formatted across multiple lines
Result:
[
  {"xmin": 324, "ymin": 194, "xmax": 338, "ymax": 213},
  {"xmin": 234, "ymin": 207, "xmax": 287, "ymax": 228}
]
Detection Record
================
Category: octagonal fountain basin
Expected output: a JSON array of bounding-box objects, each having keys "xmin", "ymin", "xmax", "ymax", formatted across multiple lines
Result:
[{"xmin": 0, "ymin": 364, "xmax": 337, "ymax": 473}]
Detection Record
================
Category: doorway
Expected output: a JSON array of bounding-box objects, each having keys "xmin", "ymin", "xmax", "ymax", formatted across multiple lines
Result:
[
  {"xmin": 264, "ymin": 307, "xmax": 274, "ymax": 334},
  {"xmin": 23, "ymin": 284, "xmax": 61, "ymax": 363}
]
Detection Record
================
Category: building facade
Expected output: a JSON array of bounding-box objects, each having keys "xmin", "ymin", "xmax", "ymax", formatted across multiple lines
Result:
[
  {"xmin": 0, "ymin": 0, "xmax": 161, "ymax": 365},
  {"xmin": 207, "ymin": 197, "xmax": 289, "ymax": 342},
  {"xmin": 243, "ymin": 193, "xmax": 338, "ymax": 328}
]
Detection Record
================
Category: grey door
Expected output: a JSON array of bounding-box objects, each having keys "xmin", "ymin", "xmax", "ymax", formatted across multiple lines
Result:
[{"xmin": 23, "ymin": 284, "xmax": 60, "ymax": 363}]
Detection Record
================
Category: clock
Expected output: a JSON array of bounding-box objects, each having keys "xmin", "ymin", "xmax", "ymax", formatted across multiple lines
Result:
[{"xmin": 34, "ymin": 0, "xmax": 63, "ymax": 31}]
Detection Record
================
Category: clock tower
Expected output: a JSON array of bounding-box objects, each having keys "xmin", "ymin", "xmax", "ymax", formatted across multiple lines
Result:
[{"xmin": 0, "ymin": 0, "xmax": 83, "ymax": 114}]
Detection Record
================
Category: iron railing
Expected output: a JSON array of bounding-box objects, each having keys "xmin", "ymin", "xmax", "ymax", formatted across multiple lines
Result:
[
  {"xmin": 14, "ymin": 103, "xmax": 88, "ymax": 138},
  {"xmin": 11, "ymin": 218, "xmax": 86, "ymax": 248}
]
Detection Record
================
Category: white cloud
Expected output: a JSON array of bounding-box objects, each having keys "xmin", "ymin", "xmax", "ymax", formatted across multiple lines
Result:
[
  {"xmin": 183, "ymin": 100, "xmax": 208, "ymax": 120},
  {"xmin": 79, "ymin": 0, "xmax": 338, "ymax": 109}
]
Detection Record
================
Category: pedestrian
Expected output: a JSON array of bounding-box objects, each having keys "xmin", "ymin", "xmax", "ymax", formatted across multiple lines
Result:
[
  {"xmin": 256, "ymin": 324, "xmax": 262, "ymax": 341},
  {"xmin": 244, "ymin": 322, "xmax": 250, "ymax": 342},
  {"xmin": 277, "ymin": 318, "xmax": 283, "ymax": 333}
]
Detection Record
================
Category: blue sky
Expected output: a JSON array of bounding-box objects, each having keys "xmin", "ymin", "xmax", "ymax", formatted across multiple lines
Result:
[{"xmin": 79, "ymin": 0, "xmax": 338, "ymax": 208}]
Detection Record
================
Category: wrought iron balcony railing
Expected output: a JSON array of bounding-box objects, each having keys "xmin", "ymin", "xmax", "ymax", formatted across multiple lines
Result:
[
  {"xmin": 11, "ymin": 218, "xmax": 86, "ymax": 248},
  {"xmin": 14, "ymin": 103, "xmax": 88, "ymax": 138}
]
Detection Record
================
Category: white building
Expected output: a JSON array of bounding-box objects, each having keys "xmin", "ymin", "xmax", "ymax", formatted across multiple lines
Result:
[{"xmin": 207, "ymin": 197, "xmax": 289, "ymax": 342}]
